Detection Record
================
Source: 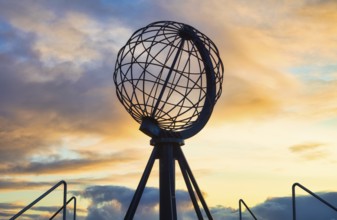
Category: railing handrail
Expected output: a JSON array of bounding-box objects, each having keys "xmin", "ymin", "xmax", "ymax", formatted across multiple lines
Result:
[
  {"xmin": 292, "ymin": 182, "xmax": 337, "ymax": 220},
  {"xmin": 10, "ymin": 180, "xmax": 67, "ymax": 220},
  {"xmin": 49, "ymin": 196, "xmax": 76, "ymax": 220},
  {"xmin": 239, "ymin": 199, "xmax": 258, "ymax": 220}
]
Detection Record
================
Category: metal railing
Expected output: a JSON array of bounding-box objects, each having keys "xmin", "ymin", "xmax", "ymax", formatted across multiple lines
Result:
[
  {"xmin": 239, "ymin": 199, "xmax": 258, "ymax": 220},
  {"xmin": 7, "ymin": 180, "xmax": 337, "ymax": 219},
  {"xmin": 50, "ymin": 196, "xmax": 76, "ymax": 220},
  {"xmin": 292, "ymin": 182, "xmax": 337, "ymax": 220},
  {"xmin": 10, "ymin": 180, "xmax": 67, "ymax": 220}
]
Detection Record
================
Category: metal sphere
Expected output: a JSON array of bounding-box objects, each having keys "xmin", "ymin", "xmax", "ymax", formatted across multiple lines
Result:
[{"xmin": 114, "ymin": 21, "xmax": 223, "ymax": 139}]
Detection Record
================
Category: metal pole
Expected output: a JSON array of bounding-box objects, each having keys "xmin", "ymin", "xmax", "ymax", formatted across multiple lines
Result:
[
  {"xmin": 239, "ymin": 199, "xmax": 242, "ymax": 220},
  {"xmin": 159, "ymin": 143, "xmax": 177, "ymax": 220},
  {"xmin": 292, "ymin": 184, "xmax": 297, "ymax": 220},
  {"xmin": 125, "ymin": 147, "xmax": 158, "ymax": 220},
  {"xmin": 63, "ymin": 181, "xmax": 67, "ymax": 220},
  {"xmin": 73, "ymin": 196, "xmax": 77, "ymax": 220}
]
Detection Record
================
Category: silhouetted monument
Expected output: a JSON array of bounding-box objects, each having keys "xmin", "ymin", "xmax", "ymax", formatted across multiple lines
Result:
[{"xmin": 114, "ymin": 20, "xmax": 224, "ymax": 220}]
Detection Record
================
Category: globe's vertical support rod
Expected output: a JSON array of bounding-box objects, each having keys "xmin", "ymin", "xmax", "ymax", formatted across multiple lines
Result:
[
  {"xmin": 178, "ymin": 147, "xmax": 213, "ymax": 219},
  {"xmin": 124, "ymin": 147, "xmax": 158, "ymax": 220},
  {"xmin": 151, "ymin": 39, "xmax": 185, "ymax": 118},
  {"xmin": 177, "ymin": 148, "xmax": 204, "ymax": 219},
  {"xmin": 158, "ymin": 143, "xmax": 177, "ymax": 220}
]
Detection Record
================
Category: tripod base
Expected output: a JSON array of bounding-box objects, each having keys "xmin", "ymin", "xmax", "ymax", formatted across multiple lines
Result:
[{"xmin": 124, "ymin": 139, "xmax": 213, "ymax": 220}]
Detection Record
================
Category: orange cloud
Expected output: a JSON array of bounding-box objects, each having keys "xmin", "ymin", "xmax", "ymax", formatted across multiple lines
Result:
[{"xmin": 0, "ymin": 150, "xmax": 140, "ymax": 176}]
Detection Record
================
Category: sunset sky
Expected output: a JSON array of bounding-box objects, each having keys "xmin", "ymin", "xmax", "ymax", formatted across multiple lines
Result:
[{"xmin": 1, "ymin": 0, "xmax": 337, "ymax": 219}]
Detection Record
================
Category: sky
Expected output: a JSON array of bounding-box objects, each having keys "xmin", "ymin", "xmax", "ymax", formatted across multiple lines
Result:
[{"xmin": 0, "ymin": 0, "xmax": 337, "ymax": 219}]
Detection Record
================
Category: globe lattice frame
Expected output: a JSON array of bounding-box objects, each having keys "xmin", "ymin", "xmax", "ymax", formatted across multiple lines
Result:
[
  {"xmin": 113, "ymin": 21, "xmax": 224, "ymax": 220},
  {"xmin": 114, "ymin": 20, "xmax": 223, "ymax": 139}
]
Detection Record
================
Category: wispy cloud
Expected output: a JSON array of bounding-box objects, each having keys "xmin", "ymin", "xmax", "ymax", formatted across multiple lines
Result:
[
  {"xmin": 0, "ymin": 179, "xmax": 58, "ymax": 191},
  {"xmin": 289, "ymin": 142, "xmax": 325, "ymax": 153},
  {"xmin": 289, "ymin": 142, "xmax": 330, "ymax": 161},
  {"xmin": 0, "ymin": 150, "xmax": 139, "ymax": 176}
]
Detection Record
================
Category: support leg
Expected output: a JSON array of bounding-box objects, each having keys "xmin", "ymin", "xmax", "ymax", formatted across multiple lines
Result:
[
  {"xmin": 124, "ymin": 147, "xmax": 158, "ymax": 220},
  {"xmin": 177, "ymin": 147, "xmax": 213, "ymax": 219},
  {"xmin": 177, "ymin": 150, "xmax": 203, "ymax": 219},
  {"xmin": 159, "ymin": 144, "xmax": 177, "ymax": 220}
]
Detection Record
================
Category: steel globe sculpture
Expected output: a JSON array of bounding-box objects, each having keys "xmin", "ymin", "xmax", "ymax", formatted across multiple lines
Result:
[
  {"xmin": 113, "ymin": 21, "xmax": 224, "ymax": 220},
  {"xmin": 114, "ymin": 21, "xmax": 223, "ymax": 139}
]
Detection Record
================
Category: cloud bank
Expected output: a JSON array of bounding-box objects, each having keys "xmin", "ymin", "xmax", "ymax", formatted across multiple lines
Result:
[{"xmin": 74, "ymin": 185, "xmax": 337, "ymax": 220}]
